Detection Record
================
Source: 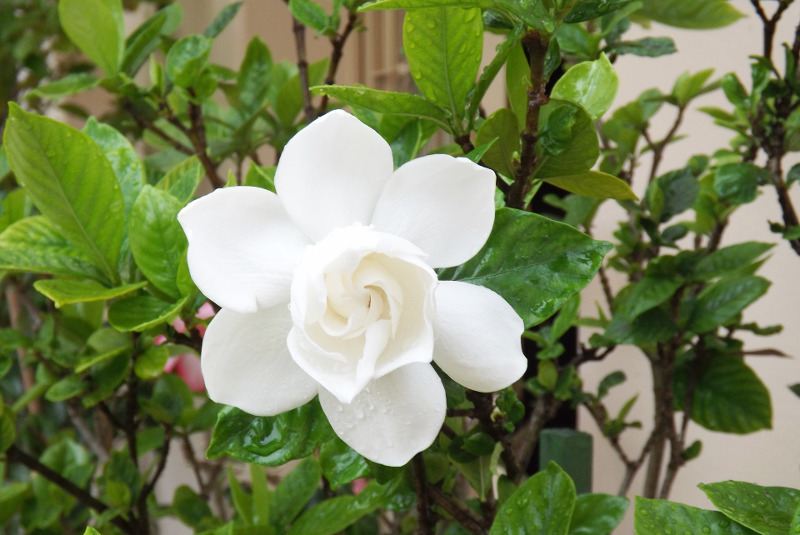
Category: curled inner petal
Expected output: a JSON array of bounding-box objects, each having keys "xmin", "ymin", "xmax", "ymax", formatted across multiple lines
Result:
[{"xmin": 288, "ymin": 225, "xmax": 436, "ymax": 403}]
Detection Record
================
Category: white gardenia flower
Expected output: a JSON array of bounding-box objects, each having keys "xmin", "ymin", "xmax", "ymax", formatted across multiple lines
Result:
[{"xmin": 178, "ymin": 110, "xmax": 527, "ymax": 466}]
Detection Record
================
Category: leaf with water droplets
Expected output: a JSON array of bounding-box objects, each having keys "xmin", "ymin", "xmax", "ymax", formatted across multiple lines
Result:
[
  {"xmin": 634, "ymin": 497, "xmax": 758, "ymax": 535},
  {"xmin": 700, "ymin": 481, "xmax": 800, "ymax": 535}
]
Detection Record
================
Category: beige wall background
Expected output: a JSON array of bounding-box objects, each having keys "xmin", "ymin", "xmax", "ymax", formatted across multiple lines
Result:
[{"xmin": 132, "ymin": 1, "xmax": 799, "ymax": 532}]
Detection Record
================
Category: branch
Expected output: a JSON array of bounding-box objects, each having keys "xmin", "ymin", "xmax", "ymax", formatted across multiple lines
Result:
[
  {"xmin": 428, "ymin": 484, "xmax": 488, "ymax": 535},
  {"xmin": 287, "ymin": 4, "xmax": 316, "ymax": 123},
  {"xmin": 6, "ymin": 445, "xmax": 135, "ymax": 535},
  {"xmin": 186, "ymin": 90, "xmax": 225, "ymax": 189},
  {"xmin": 413, "ymin": 454, "xmax": 433, "ymax": 534},
  {"xmin": 318, "ymin": 8, "xmax": 360, "ymax": 115}
]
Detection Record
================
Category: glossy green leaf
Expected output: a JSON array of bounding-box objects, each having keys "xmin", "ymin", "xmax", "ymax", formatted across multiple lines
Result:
[
  {"xmin": 618, "ymin": 276, "xmax": 682, "ymax": 321},
  {"xmin": 174, "ymin": 485, "xmax": 216, "ymax": 529},
  {"xmin": 133, "ymin": 345, "xmax": 169, "ymax": 380},
  {"xmin": 0, "ymin": 216, "xmax": 106, "ymax": 282},
  {"xmin": 791, "ymin": 502, "xmax": 800, "ymax": 534},
  {"xmin": 286, "ymin": 479, "xmax": 387, "ymax": 535},
  {"xmin": 505, "ymin": 42, "xmax": 529, "ymax": 132},
  {"xmin": 605, "ymin": 307, "xmax": 678, "ymax": 346},
  {"xmin": 714, "ymin": 163, "xmax": 768, "ymax": 205},
  {"xmin": 130, "ymin": 185, "xmax": 188, "ymax": 298},
  {"xmin": 289, "ymin": 0, "xmax": 330, "ymax": 34},
  {"xmin": 27, "ymin": 73, "xmax": 101, "ymax": 100},
  {"xmin": 204, "ymin": 1, "xmax": 243, "ymax": 38},
  {"xmin": 536, "ymin": 100, "xmax": 599, "ymax": 178},
  {"xmin": 700, "ymin": 481, "xmax": 800, "ymax": 535},
  {"xmin": 275, "ymin": 58, "xmax": 328, "ymax": 125},
  {"xmin": 681, "ymin": 355, "xmax": 771, "ymax": 434},
  {"xmin": 565, "ymin": 0, "xmax": 635, "ymax": 22},
  {"xmin": 694, "ymin": 242, "xmax": 774, "ymax": 281},
  {"xmin": 468, "ymin": 25, "xmax": 522, "ymax": 126},
  {"xmin": 646, "ymin": 167, "xmax": 699, "ymax": 222},
  {"xmin": 166, "ymin": 34, "xmax": 212, "ymax": 88},
  {"xmin": 237, "ymin": 37, "xmax": 273, "ymax": 115},
  {"xmin": 274, "ymin": 457, "xmax": 322, "ymax": 528},
  {"xmin": 44, "ymin": 374, "xmax": 86, "ymax": 402},
  {"xmin": 319, "ymin": 438, "xmax": 370, "ymax": 489},
  {"xmin": 568, "ymin": 493, "xmax": 628, "ymax": 535},
  {"xmin": 4, "ymin": 105, "xmax": 125, "ymax": 284},
  {"xmin": 58, "ymin": 0, "xmax": 124, "ymax": 75},
  {"xmin": 552, "ymin": 53, "xmax": 618, "ymax": 121},
  {"xmin": 83, "ymin": 117, "xmax": 145, "ymax": 220},
  {"xmin": 156, "ymin": 157, "xmax": 204, "ymax": 205},
  {"xmin": 439, "ymin": 208, "xmax": 611, "ymax": 327},
  {"xmin": 33, "ymin": 279, "xmax": 146, "ymax": 308},
  {"xmin": 635, "ymin": 497, "xmax": 758, "ymax": 535},
  {"xmin": 635, "ymin": 0, "xmax": 743, "ymax": 29},
  {"xmin": 403, "ymin": 6, "xmax": 482, "ymax": 118},
  {"xmin": 476, "ymin": 108, "xmax": 519, "ymax": 179},
  {"xmin": 361, "ymin": 0, "xmax": 490, "ymax": 9},
  {"xmin": 544, "ymin": 171, "xmax": 637, "ymax": 200},
  {"xmin": 490, "ymin": 462, "xmax": 576, "ymax": 535},
  {"xmin": 121, "ymin": 7, "xmax": 169, "ymax": 76},
  {"xmin": 608, "ymin": 37, "xmax": 676, "ymax": 58},
  {"xmin": 107, "ymin": 295, "xmax": 187, "ymax": 332},
  {"xmin": 313, "ymin": 85, "xmax": 451, "ymax": 130},
  {"xmin": 207, "ymin": 400, "xmax": 335, "ymax": 466},
  {"xmin": 688, "ymin": 276, "xmax": 770, "ymax": 333}
]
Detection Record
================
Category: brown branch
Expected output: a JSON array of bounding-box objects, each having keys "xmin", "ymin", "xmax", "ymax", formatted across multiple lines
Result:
[
  {"xmin": 4, "ymin": 283, "xmax": 39, "ymax": 414},
  {"xmin": 186, "ymin": 91, "xmax": 224, "ymax": 189},
  {"xmin": 512, "ymin": 393, "xmax": 561, "ymax": 480},
  {"xmin": 287, "ymin": 4, "xmax": 316, "ymax": 124},
  {"xmin": 413, "ymin": 454, "xmax": 433, "ymax": 534},
  {"xmin": 6, "ymin": 445, "xmax": 135, "ymax": 534},
  {"xmin": 428, "ymin": 484, "xmax": 488, "ymax": 535},
  {"xmin": 318, "ymin": 8, "xmax": 360, "ymax": 115},
  {"xmin": 124, "ymin": 100, "xmax": 193, "ymax": 156}
]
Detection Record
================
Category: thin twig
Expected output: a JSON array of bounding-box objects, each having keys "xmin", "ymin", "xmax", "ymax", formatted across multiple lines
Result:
[
  {"xmin": 428, "ymin": 484, "xmax": 488, "ymax": 535},
  {"xmin": 318, "ymin": 8, "xmax": 360, "ymax": 115},
  {"xmin": 413, "ymin": 454, "xmax": 433, "ymax": 534}
]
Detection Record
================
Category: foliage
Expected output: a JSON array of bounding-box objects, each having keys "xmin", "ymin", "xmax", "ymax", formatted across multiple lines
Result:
[{"xmin": 0, "ymin": 0, "xmax": 797, "ymax": 533}]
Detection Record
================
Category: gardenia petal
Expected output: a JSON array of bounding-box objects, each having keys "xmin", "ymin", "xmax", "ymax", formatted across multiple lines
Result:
[
  {"xmin": 432, "ymin": 281, "xmax": 527, "ymax": 392},
  {"xmin": 201, "ymin": 307, "xmax": 318, "ymax": 416},
  {"xmin": 275, "ymin": 110, "xmax": 394, "ymax": 242},
  {"xmin": 371, "ymin": 154, "xmax": 496, "ymax": 268},
  {"xmin": 178, "ymin": 187, "xmax": 311, "ymax": 313},
  {"xmin": 318, "ymin": 363, "xmax": 446, "ymax": 466}
]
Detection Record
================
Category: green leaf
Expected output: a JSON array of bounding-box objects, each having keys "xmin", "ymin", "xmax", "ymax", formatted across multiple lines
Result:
[
  {"xmin": 490, "ymin": 462, "xmax": 576, "ymax": 535},
  {"xmin": 121, "ymin": 7, "xmax": 168, "ymax": 76},
  {"xmin": 58, "ymin": 0, "xmax": 124, "ymax": 75},
  {"xmin": 204, "ymin": 2, "xmax": 243, "ymax": 38},
  {"xmin": 207, "ymin": 399, "xmax": 335, "ymax": 466},
  {"xmin": 468, "ymin": 25, "xmax": 522, "ymax": 126},
  {"xmin": 672, "ymin": 68, "xmax": 716, "ymax": 107},
  {"xmin": 403, "ymin": 6, "xmax": 483, "ymax": 119},
  {"xmin": 694, "ymin": 242, "xmax": 774, "ymax": 281},
  {"xmin": 605, "ymin": 307, "xmax": 678, "ymax": 346},
  {"xmin": 274, "ymin": 457, "xmax": 322, "ymax": 528},
  {"xmin": 33, "ymin": 279, "xmax": 146, "ymax": 308},
  {"xmin": 0, "ymin": 411, "xmax": 16, "ymax": 453},
  {"xmin": 319, "ymin": 438, "xmax": 370, "ymax": 489},
  {"xmin": 313, "ymin": 85, "xmax": 451, "ymax": 130},
  {"xmin": 237, "ymin": 37, "xmax": 273, "ymax": 115},
  {"xmin": 289, "ymin": 0, "xmax": 330, "ymax": 34},
  {"xmin": 5, "ymin": 105, "xmax": 125, "ymax": 284},
  {"xmin": 536, "ymin": 100, "xmax": 600, "ymax": 178},
  {"xmin": 634, "ymin": 497, "xmax": 758, "ymax": 535},
  {"xmin": 166, "ymin": 35, "xmax": 212, "ymax": 88},
  {"xmin": 551, "ymin": 53, "xmax": 618, "ymax": 121},
  {"xmin": 565, "ymin": 0, "xmax": 635, "ymax": 23},
  {"xmin": 680, "ymin": 355, "xmax": 772, "ymax": 434},
  {"xmin": 133, "ymin": 345, "xmax": 169, "ymax": 380},
  {"xmin": 361, "ymin": 0, "xmax": 490, "ymax": 9},
  {"xmin": 714, "ymin": 163, "xmax": 768, "ymax": 205},
  {"xmin": 84, "ymin": 528, "xmax": 103, "ymax": 535},
  {"xmin": 506, "ymin": 42, "xmax": 530, "ymax": 132},
  {"xmin": 635, "ymin": 0, "xmax": 743, "ymax": 29},
  {"xmin": 0, "ymin": 216, "xmax": 106, "ymax": 281},
  {"xmin": 287, "ymin": 479, "xmax": 387, "ymax": 535},
  {"xmin": 476, "ymin": 108, "xmax": 519, "ymax": 179},
  {"xmin": 156, "ymin": 157, "xmax": 204, "ymax": 204},
  {"xmin": 544, "ymin": 171, "xmax": 637, "ymax": 200},
  {"xmin": 27, "ymin": 73, "xmax": 101, "ymax": 100},
  {"xmin": 130, "ymin": 185, "xmax": 188, "ymax": 298},
  {"xmin": 174, "ymin": 485, "xmax": 216, "ymax": 529},
  {"xmin": 568, "ymin": 493, "xmax": 628, "ymax": 535},
  {"xmin": 700, "ymin": 481, "xmax": 800, "ymax": 535},
  {"xmin": 438, "ymin": 208, "xmax": 611, "ymax": 327},
  {"xmin": 244, "ymin": 164, "xmax": 277, "ymax": 192},
  {"xmin": 107, "ymin": 295, "xmax": 187, "ymax": 332},
  {"xmin": 82, "ymin": 117, "xmax": 145, "ymax": 222},
  {"xmin": 688, "ymin": 276, "xmax": 770, "ymax": 333},
  {"xmin": 608, "ymin": 37, "xmax": 677, "ymax": 58},
  {"xmin": 646, "ymin": 167, "xmax": 699, "ymax": 222},
  {"xmin": 276, "ymin": 58, "xmax": 329, "ymax": 125},
  {"xmin": 618, "ymin": 276, "xmax": 682, "ymax": 321}
]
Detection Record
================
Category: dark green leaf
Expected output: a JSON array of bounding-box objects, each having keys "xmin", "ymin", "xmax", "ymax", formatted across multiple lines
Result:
[
  {"xmin": 618, "ymin": 276, "xmax": 682, "ymax": 321},
  {"xmin": 274, "ymin": 457, "xmax": 322, "ymax": 528},
  {"xmin": 107, "ymin": 295, "xmax": 187, "ymax": 332},
  {"xmin": 4, "ymin": 104, "xmax": 125, "ymax": 284},
  {"xmin": 439, "ymin": 208, "xmax": 611, "ymax": 327},
  {"xmin": 607, "ymin": 37, "xmax": 676, "ymax": 58},
  {"xmin": 476, "ymin": 108, "xmax": 519, "ymax": 179},
  {"xmin": 634, "ymin": 497, "xmax": 758, "ymax": 535},
  {"xmin": 403, "ymin": 6, "xmax": 483, "ymax": 119},
  {"xmin": 33, "ymin": 279, "xmax": 146, "ymax": 308},
  {"xmin": 237, "ymin": 37, "xmax": 273, "ymax": 115},
  {"xmin": 207, "ymin": 399, "xmax": 335, "ymax": 466},
  {"xmin": 166, "ymin": 35, "xmax": 212, "ymax": 88},
  {"xmin": 0, "ymin": 216, "xmax": 107, "ymax": 281},
  {"xmin": 646, "ymin": 167, "xmax": 699, "ymax": 222},
  {"xmin": 0, "ymin": 411, "xmax": 16, "ymax": 453},
  {"xmin": 568, "ymin": 493, "xmax": 628, "ymax": 535},
  {"xmin": 688, "ymin": 276, "xmax": 770, "ymax": 333},
  {"xmin": 468, "ymin": 25, "xmax": 522, "ymax": 126},
  {"xmin": 121, "ymin": 7, "xmax": 168, "ymax": 76},
  {"xmin": 490, "ymin": 462, "xmax": 576, "ymax": 535},
  {"xmin": 700, "ymin": 481, "xmax": 800, "ymax": 535},
  {"xmin": 174, "ymin": 485, "xmax": 216, "ymax": 529},
  {"xmin": 714, "ymin": 163, "xmax": 768, "ymax": 205},
  {"xmin": 693, "ymin": 242, "xmax": 774, "ymax": 281},
  {"xmin": 680, "ymin": 355, "xmax": 771, "ymax": 434},
  {"xmin": 605, "ymin": 307, "xmax": 678, "ymax": 345},
  {"xmin": 286, "ymin": 479, "xmax": 386, "ymax": 535},
  {"xmin": 58, "ymin": 0, "xmax": 124, "ymax": 75},
  {"xmin": 537, "ymin": 100, "xmax": 600, "ymax": 178},
  {"xmin": 130, "ymin": 185, "xmax": 188, "ymax": 298},
  {"xmin": 544, "ymin": 171, "xmax": 637, "ymax": 200},
  {"xmin": 204, "ymin": 2, "xmax": 243, "ymax": 38},
  {"xmin": 313, "ymin": 85, "xmax": 451, "ymax": 130},
  {"xmin": 289, "ymin": 0, "xmax": 330, "ymax": 34},
  {"xmin": 275, "ymin": 58, "xmax": 328, "ymax": 125}
]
